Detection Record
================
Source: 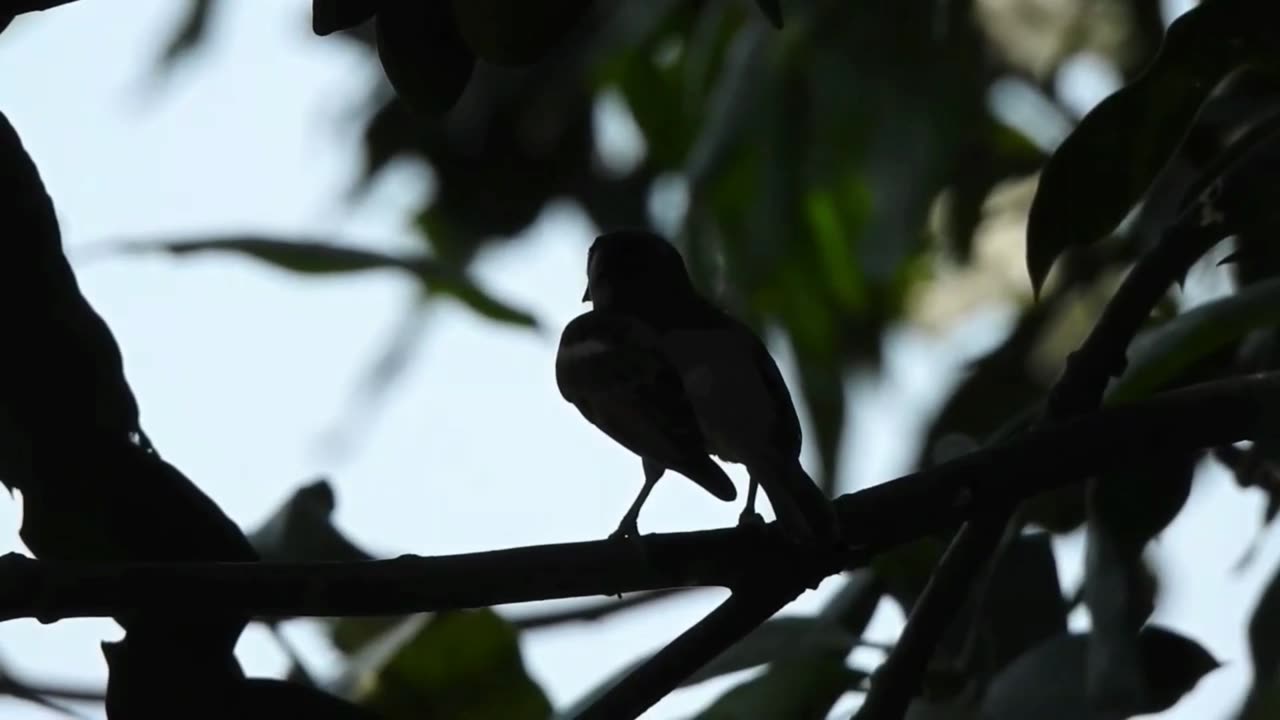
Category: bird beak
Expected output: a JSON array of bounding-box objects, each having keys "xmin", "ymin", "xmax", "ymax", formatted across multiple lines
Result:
[{"xmin": 581, "ymin": 285, "xmax": 591, "ymax": 302}]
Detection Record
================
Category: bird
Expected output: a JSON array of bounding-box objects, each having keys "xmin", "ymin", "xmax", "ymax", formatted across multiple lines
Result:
[
  {"xmin": 556, "ymin": 307, "xmax": 737, "ymax": 538},
  {"xmin": 580, "ymin": 228, "xmax": 841, "ymax": 546}
]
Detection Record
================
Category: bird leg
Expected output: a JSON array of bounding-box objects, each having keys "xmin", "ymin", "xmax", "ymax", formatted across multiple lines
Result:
[
  {"xmin": 737, "ymin": 476, "xmax": 765, "ymax": 528},
  {"xmin": 609, "ymin": 460, "xmax": 662, "ymax": 541}
]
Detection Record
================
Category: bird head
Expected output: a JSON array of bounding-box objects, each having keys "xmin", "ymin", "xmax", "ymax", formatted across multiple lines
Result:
[{"xmin": 581, "ymin": 229, "xmax": 691, "ymax": 309}]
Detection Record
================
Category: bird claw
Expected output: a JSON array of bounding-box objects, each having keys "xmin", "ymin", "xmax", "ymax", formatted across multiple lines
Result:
[
  {"xmin": 608, "ymin": 524, "xmax": 648, "ymax": 557},
  {"xmin": 737, "ymin": 509, "xmax": 767, "ymax": 530}
]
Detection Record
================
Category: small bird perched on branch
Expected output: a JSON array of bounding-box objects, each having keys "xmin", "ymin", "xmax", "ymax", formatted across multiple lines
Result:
[
  {"xmin": 556, "ymin": 308, "xmax": 737, "ymax": 538},
  {"xmin": 569, "ymin": 228, "xmax": 841, "ymax": 545}
]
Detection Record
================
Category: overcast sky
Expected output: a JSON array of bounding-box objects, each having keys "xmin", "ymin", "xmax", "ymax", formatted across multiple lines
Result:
[{"xmin": 0, "ymin": 1, "xmax": 1271, "ymax": 719}]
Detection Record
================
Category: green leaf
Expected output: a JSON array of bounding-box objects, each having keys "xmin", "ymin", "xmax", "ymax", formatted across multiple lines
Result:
[
  {"xmin": 1107, "ymin": 275, "xmax": 1280, "ymax": 405},
  {"xmin": 356, "ymin": 610, "xmax": 551, "ymax": 720},
  {"xmin": 1024, "ymin": 0, "xmax": 1280, "ymax": 294},
  {"xmin": 694, "ymin": 656, "xmax": 861, "ymax": 720},
  {"xmin": 114, "ymin": 236, "xmax": 538, "ymax": 328}
]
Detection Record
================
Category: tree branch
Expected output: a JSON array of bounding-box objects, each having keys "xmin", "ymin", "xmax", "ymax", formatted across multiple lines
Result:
[
  {"xmin": 577, "ymin": 582, "xmax": 802, "ymax": 720},
  {"xmin": 512, "ymin": 589, "xmax": 691, "ymax": 631},
  {"xmin": 0, "ymin": 372, "xmax": 1269, "ymax": 625},
  {"xmin": 855, "ymin": 209, "xmax": 1234, "ymax": 718}
]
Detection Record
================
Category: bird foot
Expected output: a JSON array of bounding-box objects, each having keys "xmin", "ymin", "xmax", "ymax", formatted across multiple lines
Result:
[
  {"xmin": 737, "ymin": 509, "xmax": 767, "ymax": 530},
  {"xmin": 608, "ymin": 524, "xmax": 649, "ymax": 558}
]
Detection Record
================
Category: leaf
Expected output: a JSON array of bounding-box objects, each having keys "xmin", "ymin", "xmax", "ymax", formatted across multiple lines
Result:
[
  {"xmin": 1136, "ymin": 625, "xmax": 1220, "ymax": 713},
  {"xmin": 355, "ymin": 609, "xmax": 551, "ymax": 720},
  {"xmin": 375, "ymin": 2, "xmax": 475, "ymax": 115},
  {"xmin": 943, "ymin": 120, "xmax": 1046, "ymax": 261},
  {"xmin": 248, "ymin": 477, "xmax": 375, "ymax": 563},
  {"xmin": 694, "ymin": 656, "xmax": 861, "ymax": 720},
  {"xmin": 978, "ymin": 626, "xmax": 1217, "ymax": 720},
  {"xmin": 685, "ymin": 617, "xmax": 857, "ymax": 686},
  {"xmin": 818, "ymin": 569, "xmax": 884, "ymax": 636},
  {"xmin": 979, "ymin": 532, "xmax": 1068, "ymax": 675},
  {"xmin": 451, "ymin": 0, "xmax": 593, "ymax": 67},
  {"xmin": 1024, "ymin": 0, "xmax": 1280, "ymax": 294},
  {"xmin": 312, "ymin": 0, "xmax": 378, "ymax": 36},
  {"xmin": 113, "ymin": 236, "xmax": 538, "ymax": 328},
  {"xmin": 156, "ymin": 0, "xmax": 216, "ymax": 70},
  {"xmin": 1107, "ymin": 276, "xmax": 1280, "ymax": 405},
  {"xmin": 751, "ymin": 0, "xmax": 783, "ymax": 29}
]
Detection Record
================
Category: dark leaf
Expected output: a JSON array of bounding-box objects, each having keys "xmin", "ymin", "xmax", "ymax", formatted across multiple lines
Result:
[
  {"xmin": 694, "ymin": 656, "xmax": 861, "ymax": 720},
  {"xmin": 248, "ymin": 477, "xmax": 375, "ymax": 563},
  {"xmin": 356, "ymin": 610, "xmax": 551, "ymax": 720},
  {"xmin": 313, "ymin": 0, "xmax": 378, "ymax": 37},
  {"xmin": 751, "ymin": 0, "xmax": 783, "ymax": 29},
  {"xmin": 1107, "ymin": 276, "xmax": 1280, "ymax": 404},
  {"xmin": 1024, "ymin": 0, "xmax": 1280, "ymax": 294},
  {"xmin": 979, "ymin": 626, "xmax": 1217, "ymax": 719},
  {"xmin": 1137, "ymin": 625, "xmax": 1220, "ymax": 713},
  {"xmin": 375, "ymin": 2, "xmax": 475, "ymax": 115},
  {"xmin": 873, "ymin": 535, "xmax": 949, "ymax": 611},
  {"xmin": 943, "ymin": 120, "xmax": 1046, "ymax": 261},
  {"xmin": 451, "ymin": 0, "xmax": 594, "ymax": 67},
  {"xmin": 113, "ymin": 236, "xmax": 538, "ymax": 328},
  {"xmin": 556, "ymin": 610, "xmax": 858, "ymax": 719},
  {"xmin": 978, "ymin": 532, "xmax": 1068, "ymax": 675},
  {"xmin": 157, "ymin": 0, "xmax": 216, "ymax": 70},
  {"xmin": 1090, "ymin": 452, "xmax": 1197, "ymax": 553},
  {"xmin": 685, "ymin": 617, "xmax": 857, "ymax": 687},
  {"xmin": 819, "ymin": 569, "xmax": 884, "ymax": 636}
]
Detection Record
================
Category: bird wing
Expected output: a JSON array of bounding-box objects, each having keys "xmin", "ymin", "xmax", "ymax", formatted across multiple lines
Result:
[
  {"xmin": 556, "ymin": 311, "xmax": 734, "ymax": 500},
  {"xmin": 660, "ymin": 313, "xmax": 804, "ymax": 464}
]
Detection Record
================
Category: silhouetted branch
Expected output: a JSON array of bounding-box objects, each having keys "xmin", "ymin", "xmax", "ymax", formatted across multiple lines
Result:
[
  {"xmin": 577, "ymin": 583, "xmax": 802, "ymax": 720},
  {"xmin": 512, "ymin": 589, "xmax": 691, "ymax": 631},
  {"xmin": 0, "ymin": 372, "xmax": 1270, "ymax": 627},
  {"xmin": 856, "ymin": 207, "xmax": 1234, "ymax": 719}
]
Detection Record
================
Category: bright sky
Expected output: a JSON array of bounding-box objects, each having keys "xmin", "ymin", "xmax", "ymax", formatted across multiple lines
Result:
[{"xmin": 0, "ymin": 1, "xmax": 1272, "ymax": 719}]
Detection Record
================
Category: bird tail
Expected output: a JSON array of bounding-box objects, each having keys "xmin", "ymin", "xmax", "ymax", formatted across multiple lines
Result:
[
  {"xmin": 682, "ymin": 456, "xmax": 738, "ymax": 502},
  {"xmin": 755, "ymin": 461, "xmax": 841, "ymax": 545}
]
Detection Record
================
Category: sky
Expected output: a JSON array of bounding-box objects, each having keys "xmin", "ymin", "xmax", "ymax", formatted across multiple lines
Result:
[{"xmin": 0, "ymin": 1, "xmax": 1273, "ymax": 719}]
